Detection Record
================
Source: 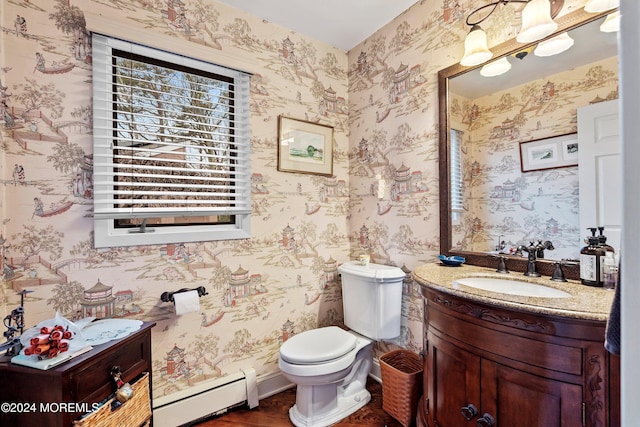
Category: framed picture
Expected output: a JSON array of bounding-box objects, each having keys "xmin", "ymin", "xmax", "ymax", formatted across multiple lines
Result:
[
  {"xmin": 519, "ymin": 133, "xmax": 578, "ymax": 172},
  {"xmin": 277, "ymin": 115, "xmax": 334, "ymax": 176}
]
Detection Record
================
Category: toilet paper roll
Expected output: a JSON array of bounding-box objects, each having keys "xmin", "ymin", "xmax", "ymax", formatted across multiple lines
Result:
[{"xmin": 173, "ymin": 290, "xmax": 200, "ymax": 315}]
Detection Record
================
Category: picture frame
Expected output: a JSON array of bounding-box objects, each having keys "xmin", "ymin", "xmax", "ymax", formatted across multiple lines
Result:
[
  {"xmin": 519, "ymin": 132, "xmax": 578, "ymax": 172},
  {"xmin": 277, "ymin": 115, "xmax": 334, "ymax": 176}
]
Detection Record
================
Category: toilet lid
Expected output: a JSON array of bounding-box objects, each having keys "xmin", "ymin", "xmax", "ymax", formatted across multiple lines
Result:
[{"xmin": 280, "ymin": 326, "xmax": 357, "ymax": 364}]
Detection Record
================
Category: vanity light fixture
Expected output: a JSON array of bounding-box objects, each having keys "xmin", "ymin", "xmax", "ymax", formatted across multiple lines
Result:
[
  {"xmin": 516, "ymin": 0, "xmax": 558, "ymax": 43},
  {"xmin": 460, "ymin": 25, "xmax": 493, "ymax": 66},
  {"xmin": 584, "ymin": 0, "xmax": 619, "ymax": 13},
  {"xmin": 460, "ymin": 0, "xmax": 564, "ymax": 67},
  {"xmin": 534, "ymin": 32, "xmax": 574, "ymax": 57},
  {"xmin": 480, "ymin": 56, "xmax": 512, "ymax": 76},
  {"xmin": 599, "ymin": 10, "xmax": 620, "ymax": 33}
]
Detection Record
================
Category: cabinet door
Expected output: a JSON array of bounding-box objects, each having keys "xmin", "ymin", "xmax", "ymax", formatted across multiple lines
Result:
[
  {"xmin": 481, "ymin": 359, "xmax": 583, "ymax": 427},
  {"xmin": 426, "ymin": 330, "xmax": 481, "ymax": 426}
]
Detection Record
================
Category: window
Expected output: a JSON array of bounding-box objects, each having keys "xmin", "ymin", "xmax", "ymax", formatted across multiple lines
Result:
[
  {"xmin": 92, "ymin": 34, "xmax": 251, "ymax": 248},
  {"xmin": 450, "ymin": 128, "xmax": 464, "ymax": 223}
]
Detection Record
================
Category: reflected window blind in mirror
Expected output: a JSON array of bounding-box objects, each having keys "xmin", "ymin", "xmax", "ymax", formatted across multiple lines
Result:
[{"xmin": 450, "ymin": 128, "xmax": 464, "ymax": 223}]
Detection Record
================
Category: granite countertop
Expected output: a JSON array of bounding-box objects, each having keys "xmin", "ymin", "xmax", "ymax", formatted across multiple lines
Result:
[{"xmin": 413, "ymin": 263, "xmax": 615, "ymax": 321}]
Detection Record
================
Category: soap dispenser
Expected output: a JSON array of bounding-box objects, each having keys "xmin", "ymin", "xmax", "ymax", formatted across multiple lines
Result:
[
  {"xmin": 597, "ymin": 227, "xmax": 615, "ymax": 253},
  {"xmin": 580, "ymin": 228, "xmax": 605, "ymax": 287}
]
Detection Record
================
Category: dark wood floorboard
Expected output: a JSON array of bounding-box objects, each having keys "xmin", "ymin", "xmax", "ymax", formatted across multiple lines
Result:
[{"xmin": 192, "ymin": 377, "xmax": 408, "ymax": 426}]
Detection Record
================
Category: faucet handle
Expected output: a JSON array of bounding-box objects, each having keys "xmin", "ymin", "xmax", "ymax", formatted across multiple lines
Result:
[
  {"xmin": 551, "ymin": 261, "xmax": 567, "ymax": 282},
  {"xmin": 496, "ymin": 256, "xmax": 509, "ymax": 274}
]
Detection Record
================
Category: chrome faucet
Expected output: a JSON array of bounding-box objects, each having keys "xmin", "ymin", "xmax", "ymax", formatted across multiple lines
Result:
[{"xmin": 516, "ymin": 240, "xmax": 554, "ymax": 277}]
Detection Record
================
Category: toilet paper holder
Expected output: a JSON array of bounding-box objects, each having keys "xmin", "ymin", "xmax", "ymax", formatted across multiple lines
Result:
[{"xmin": 160, "ymin": 286, "xmax": 208, "ymax": 304}]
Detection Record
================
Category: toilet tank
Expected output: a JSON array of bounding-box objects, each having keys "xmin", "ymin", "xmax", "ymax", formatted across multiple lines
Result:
[{"xmin": 337, "ymin": 261, "xmax": 405, "ymax": 340}]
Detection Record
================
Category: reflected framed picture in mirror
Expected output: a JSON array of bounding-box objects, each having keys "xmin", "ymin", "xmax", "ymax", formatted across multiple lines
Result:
[
  {"xmin": 277, "ymin": 115, "xmax": 334, "ymax": 176},
  {"xmin": 519, "ymin": 133, "xmax": 578, "ymax": 172}
]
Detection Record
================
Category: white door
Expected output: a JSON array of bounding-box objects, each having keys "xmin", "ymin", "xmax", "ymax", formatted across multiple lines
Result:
[
  {"xmin": 578, "ymin": 99, "xmax": 621, "ymax": 252},
  {"xmin": 621, "ymin": 1, "xmax": 640, "ymax": 419}
]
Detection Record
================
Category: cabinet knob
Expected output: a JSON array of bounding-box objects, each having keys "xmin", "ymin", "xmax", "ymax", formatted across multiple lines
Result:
[
  {"xmin": 476, "ymin": 413, "xmax": 495, "ymax": 427},
  {"xmin": 461, "ymin": 403, "xmax": 478, "ymax": 421}
]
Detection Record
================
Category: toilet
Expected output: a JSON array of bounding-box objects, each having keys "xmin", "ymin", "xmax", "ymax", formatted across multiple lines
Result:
[{"xmin": 278, "ymin": 261, "xmax": 405, "ymax": 427}]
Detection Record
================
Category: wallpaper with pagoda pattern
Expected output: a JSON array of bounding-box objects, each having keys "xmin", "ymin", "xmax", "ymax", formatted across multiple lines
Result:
[{"xmin": 0, "ymin": 0, "xmax": 603, "ymax": 404}]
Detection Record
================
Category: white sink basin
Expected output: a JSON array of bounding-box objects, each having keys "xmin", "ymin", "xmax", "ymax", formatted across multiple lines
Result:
[{"xmin": 454, "ymin": 277, "xmax": 571, "ymax": 298}]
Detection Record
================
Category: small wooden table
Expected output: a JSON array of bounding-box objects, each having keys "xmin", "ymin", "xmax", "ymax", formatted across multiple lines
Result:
[{"xmin": 0, "ymin": 321, "xmax": 154, "ymax": 427}]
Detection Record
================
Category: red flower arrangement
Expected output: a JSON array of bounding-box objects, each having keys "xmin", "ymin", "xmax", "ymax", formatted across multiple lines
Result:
[{"xmin": 23, "ymin": 325, "xmax": 74, "ymax": 359}]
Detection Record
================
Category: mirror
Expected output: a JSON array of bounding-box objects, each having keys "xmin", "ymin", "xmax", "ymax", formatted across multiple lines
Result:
[{"xmin": 438, "ymin": 8, "xmax": 619, "ymax": 274}]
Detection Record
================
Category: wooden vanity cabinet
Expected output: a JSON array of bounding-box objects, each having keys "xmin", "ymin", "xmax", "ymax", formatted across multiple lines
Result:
[{"xmin": 419, "ymin": 288, "xmax": 619, "ymax": 427}]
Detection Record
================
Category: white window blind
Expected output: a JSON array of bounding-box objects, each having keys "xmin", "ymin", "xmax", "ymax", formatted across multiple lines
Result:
[
  {"xmin": 450, "ymin": 128, "xmax": 464, "ymax": 214},
  {"xmin": 92, "ymin": 34, "xmax": 251, "ymax": 247}
]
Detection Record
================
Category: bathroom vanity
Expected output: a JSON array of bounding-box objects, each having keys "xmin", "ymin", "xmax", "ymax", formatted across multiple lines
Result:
[{"xmin": 413, "ymin": 264, "xmax": 619, "ymax": 427}]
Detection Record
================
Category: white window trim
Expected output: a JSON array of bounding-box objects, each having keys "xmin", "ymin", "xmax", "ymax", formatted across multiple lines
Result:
[
  {"xmin": 92, "ymin": 34, "xmax": 251, "ymax": 248},
  {"xmin": 85, "ymin": 12, "xmax": 259, "ymax": 76},
  {"xmin": 94, "ymin": 215, "xmax": 251, "ymax": 248}
]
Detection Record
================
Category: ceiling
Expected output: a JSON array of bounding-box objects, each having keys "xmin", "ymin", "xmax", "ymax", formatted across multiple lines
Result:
[
  {"xmin": 215, "ymin": 1, "xmax": 618, "ymax": 97},
  {"xmin": 216, "ymin": 0, "xmax": 419, "ymax": 51}
]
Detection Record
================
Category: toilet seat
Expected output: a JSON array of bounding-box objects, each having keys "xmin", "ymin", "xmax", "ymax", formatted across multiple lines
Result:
[
  {"xmin": 279, "ymin": 327, "xmax": 372, "ymax": 378},
  {"xmin": 280, "ymin": 326, "xmax": 357, "ymax": 364}
]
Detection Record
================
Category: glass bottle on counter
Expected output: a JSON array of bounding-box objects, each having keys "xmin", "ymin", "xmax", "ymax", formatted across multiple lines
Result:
[
  {"xmin": 597, "ymin": 227, "xmax": 615, "ymax": 284},
  {"xmin": 603, "ymin": 251, "xmax": 619, "ymax": 290}
]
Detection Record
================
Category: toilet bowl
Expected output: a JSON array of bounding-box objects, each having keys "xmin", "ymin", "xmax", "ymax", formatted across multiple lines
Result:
[
  {"xmin": 278, "ymin": 261, "xmax": 405, "ymax": 427},
  {"xmin": 279, "ymin": 326, "xmax": 373, "ymax": 427}
]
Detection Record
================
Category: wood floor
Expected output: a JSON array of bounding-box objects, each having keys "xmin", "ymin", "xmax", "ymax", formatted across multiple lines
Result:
[{"xmin": 192, "ymin": 377, "xmax": 408, "ymax": 426}]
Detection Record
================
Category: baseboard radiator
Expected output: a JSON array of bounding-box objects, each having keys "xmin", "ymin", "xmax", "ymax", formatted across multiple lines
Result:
[
  {"xmin": 152, "ymin": 368, "xmax": 294, "ymax": 427},
  {"xmin": 152, "ymin": 358, "xmax": 382, "ymax": 426}
]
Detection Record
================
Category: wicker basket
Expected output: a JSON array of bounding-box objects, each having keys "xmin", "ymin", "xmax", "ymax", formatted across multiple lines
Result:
[
  {"xmin": 73, "ymin": 372, "xmax": 151, "ymax": 427},
  {"xmin": 379, "ymin": 350, "xmax": 423, "ymax": 427}
]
